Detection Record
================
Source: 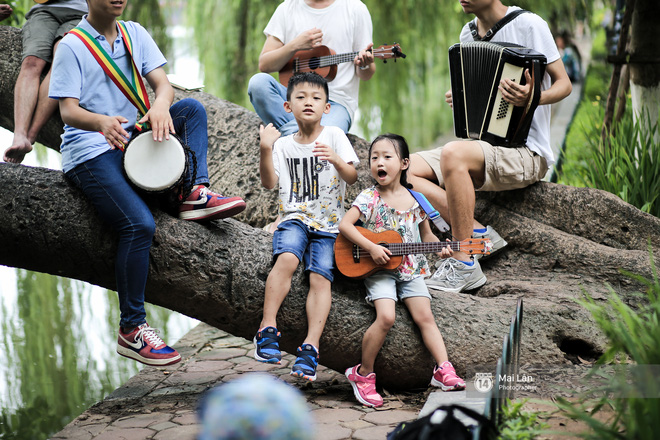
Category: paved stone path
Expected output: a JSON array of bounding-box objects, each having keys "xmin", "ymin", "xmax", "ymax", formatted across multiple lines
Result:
[{"xmin": 53, "ymin": 323, "xmax": 436, "ymax": 440}]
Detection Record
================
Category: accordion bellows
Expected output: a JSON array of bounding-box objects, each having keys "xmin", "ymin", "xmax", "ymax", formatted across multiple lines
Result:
[{"xmin": 449, "ymin": 41, "xmax": 547, "ymax": 147}]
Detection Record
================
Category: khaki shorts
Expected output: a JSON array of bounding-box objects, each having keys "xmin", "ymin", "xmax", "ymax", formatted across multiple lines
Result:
[
  {"xmin": 415, "ymin": 140, "xmax": 548, "ymax": 191},
  {"xmin": 22, "ymin": 7, "xmax": 85, "ymax": 62}
]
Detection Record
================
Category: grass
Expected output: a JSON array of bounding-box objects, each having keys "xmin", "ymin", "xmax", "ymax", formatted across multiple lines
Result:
[
  {"xmin": 554, "ymin": 246, "xmax": 660, "ymax": 439},
  {"xmin": 556, "ymin": 27, "xmax": 660, "ymax": 218}
]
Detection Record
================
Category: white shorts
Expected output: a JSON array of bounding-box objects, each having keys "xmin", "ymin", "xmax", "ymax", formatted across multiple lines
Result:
[{"xmin": 364, "ymin": 272, "xmax": 431, "ymax": 305}]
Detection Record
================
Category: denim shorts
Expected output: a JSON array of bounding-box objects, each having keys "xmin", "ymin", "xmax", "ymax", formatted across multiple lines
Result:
[
  {"xmin": 272, "ymin": 219, "xmax": 338, "ymax": 282},
  {"xmin": 363, "ymin": 271, "xmax": 431, "ymax": 305}
]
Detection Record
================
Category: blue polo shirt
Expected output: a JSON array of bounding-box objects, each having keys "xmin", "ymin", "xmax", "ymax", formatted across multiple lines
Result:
[{"xmin": 49, "ymin": 16, "xmax": 166, "ymax": 172}]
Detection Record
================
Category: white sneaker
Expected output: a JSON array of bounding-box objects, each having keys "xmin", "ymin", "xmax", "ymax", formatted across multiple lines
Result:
[
  {"xmin": 473, "ymin": 226, "xmax": 507, "ymax": 260},
  {"xmin": 426, "ymin": 258, "xmax": 487, "ymax": 293}
]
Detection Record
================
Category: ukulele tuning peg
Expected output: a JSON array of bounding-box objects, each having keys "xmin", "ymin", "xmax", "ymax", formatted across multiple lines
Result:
[{"xmin": 392, "ymin": 44, "xmax": 407, "ymax": 59}]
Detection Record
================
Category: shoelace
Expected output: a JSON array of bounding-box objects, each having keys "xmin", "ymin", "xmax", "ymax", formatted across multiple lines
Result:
[
  {"xmin": 433, "ymin": 258, "xmax": 463, "ymax": 282},
  {"xmin": 136, "ymin": 325, "xmax": 165, "ymax": 348},
  {"xmin": 197, "ymin": 187, "xmax": 209, "ymax": 198}
]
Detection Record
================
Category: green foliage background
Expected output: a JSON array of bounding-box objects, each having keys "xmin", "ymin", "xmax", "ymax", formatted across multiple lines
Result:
[{"xmin": 186, "ymin": 0, "xmax": 591, "ymax": 148}]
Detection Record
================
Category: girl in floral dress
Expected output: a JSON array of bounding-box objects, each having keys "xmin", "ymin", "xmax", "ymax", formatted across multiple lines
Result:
[{"xmin": 339, "ymin": 133, "xmax": 465, "ymax": 408}]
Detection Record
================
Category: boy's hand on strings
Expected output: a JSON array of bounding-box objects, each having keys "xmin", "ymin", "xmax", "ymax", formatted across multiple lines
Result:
[
  {"xmin": 101, "ymin": 115, "xmax": 129, "ymax": 149},
  {"xmin": 369, "ymin": 244, "xmax": 392, "ymax": 266},
  {"xmin": 259, "ymin": 123, "xmax": 281, "ymax": 149},
  {"xmin": 140, "ymin": 101, "xmax": 174, "ymax": 142},
  {"xmin": 313, "ymin": 142, "xmax": 340, "ymax": 165}
]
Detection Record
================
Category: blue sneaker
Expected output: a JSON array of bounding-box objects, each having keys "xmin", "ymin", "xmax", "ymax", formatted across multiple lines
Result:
[
  {"xmin": 290, "ymin": 344, "xmax": 319, "ymax": 381},
  {"xmin": 253, "ymin": 326, "xmax": 282, "ymax": 364}
]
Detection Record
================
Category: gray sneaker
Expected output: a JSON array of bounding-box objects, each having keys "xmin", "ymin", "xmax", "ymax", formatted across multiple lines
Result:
[
  {"xmin": 473, "ymin": 225, "xmax": 507, "ymax": 260},
  {"xmin": 426, "ymin": 258, "xmax": 487, "ymax": 293}
]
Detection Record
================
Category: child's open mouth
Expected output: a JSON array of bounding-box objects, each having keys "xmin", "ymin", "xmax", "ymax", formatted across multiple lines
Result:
[{"xmin": 377, "ymin": 170, "xmax": 387, "ymax": 178}]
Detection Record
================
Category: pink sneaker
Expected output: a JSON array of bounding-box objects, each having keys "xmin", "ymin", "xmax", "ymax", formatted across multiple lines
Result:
[
  {"xmin": 179, "ymin": 186, "xmax": 246, "ymax": 221},
  {"xmin": 117, "ymin": 323, "xmax": 181, "ymax": 366},
  {"xmin": 431, "ymin": 361, "xmax": 466, "ymax": 391},
  {"xmin": 345, "ymin": 364, "xmax": 383, "ymax": 407}
]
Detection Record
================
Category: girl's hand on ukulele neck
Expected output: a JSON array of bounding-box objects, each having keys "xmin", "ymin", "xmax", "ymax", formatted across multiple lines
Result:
[{"xmin": 435, "ymin": 239, "xmax": 454, "ymax": 259}]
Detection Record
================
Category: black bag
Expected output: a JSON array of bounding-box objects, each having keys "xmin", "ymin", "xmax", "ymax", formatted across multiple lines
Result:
[{"xmin": 386, "ymin": 404, "xmax": 497, "ymax": 440}]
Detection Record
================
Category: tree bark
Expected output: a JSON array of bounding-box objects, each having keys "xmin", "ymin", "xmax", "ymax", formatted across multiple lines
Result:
[
  {"xmin": 629, "ymin": 0, "xmax": 660, "ymax": 128},
  {"xmin": 2, "ymin": 25, "xmax": 660, "ymax": 390},
  {"xmin": 602, "ymin": 0, "xmax": 635, "ymax": 141}
]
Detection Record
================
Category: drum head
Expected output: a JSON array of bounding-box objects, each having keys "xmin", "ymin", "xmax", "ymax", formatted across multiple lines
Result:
[{"xmin": 124, "ymin": 132, "xmax": 187, "ymax": 192}]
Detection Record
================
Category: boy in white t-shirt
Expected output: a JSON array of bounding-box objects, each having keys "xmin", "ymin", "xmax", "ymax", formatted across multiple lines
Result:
[{"xmin": 254, "ymin": 72, "xmax": 359, "ymax": 381}]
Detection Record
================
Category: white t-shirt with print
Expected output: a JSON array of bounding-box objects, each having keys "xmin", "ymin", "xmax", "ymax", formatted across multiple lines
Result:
[
  {"xmin": 352, "ymin": 186, "xmax": 431, "ymax": 281},
  {"xmin": 460, "ymin": 6, "xmax": 560, "ymax": 164},
  {"xmin": 263, "ymin": 0, "xmax": 373, "ymax": 121},
  {"xmin": 273, "ymin": 126, "xmax": 359, "ymax": 233}
]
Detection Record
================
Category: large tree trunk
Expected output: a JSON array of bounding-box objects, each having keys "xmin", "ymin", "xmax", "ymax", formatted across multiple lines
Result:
[
  {"xmin": 2, "ymin": 25, "xmax": 660, "ymax": 390},
  {"xmin": 629, "ymin": 0, "xmax": 660, "ymax": 128}
]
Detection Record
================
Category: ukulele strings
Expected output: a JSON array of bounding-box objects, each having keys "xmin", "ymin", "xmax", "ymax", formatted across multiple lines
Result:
[
  {"xmin": 294, "ymin": 48, "xmax": 394, "ymax": 70},
  {"xmin": 351, "ymin": 241, "xmax": 466, "ymax": 259}
]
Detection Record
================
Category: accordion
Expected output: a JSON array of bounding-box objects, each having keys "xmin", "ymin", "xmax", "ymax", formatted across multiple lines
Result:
[{"xmin": 448, "ymin": 42, "xmax": 547, "ymax": 147}]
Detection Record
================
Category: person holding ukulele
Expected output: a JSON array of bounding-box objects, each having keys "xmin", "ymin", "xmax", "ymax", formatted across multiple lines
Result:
[
  {"xmin": 339, "ymin": 134, "xmax": 465, "ymax": 408},
  {"xmin": 249, "ymin": 0, "xmax": 375, "ymax": 233},
  {"xmin": 247, "ymin": 0, "xmax": 376, "ymax": 137}
]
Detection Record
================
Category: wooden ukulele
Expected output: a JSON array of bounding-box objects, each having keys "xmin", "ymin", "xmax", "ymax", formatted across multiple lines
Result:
[
  {"xmin": 278, "ymin": 43, "xmax": 406, "ymax": 86},
  {"xmin": 334, "ymin": 226, "xmax": 493, "ymax": 279}
]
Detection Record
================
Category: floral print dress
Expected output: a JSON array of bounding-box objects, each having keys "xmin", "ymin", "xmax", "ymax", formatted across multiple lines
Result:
[{"xmin": 352, "ymin": 186, "xmax": 431, "ymax": 281}]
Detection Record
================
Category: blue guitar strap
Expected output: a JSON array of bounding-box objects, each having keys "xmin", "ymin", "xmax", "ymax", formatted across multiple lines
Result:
[{"xmin": 408, "ymin": 189, "xmax": 450, "ymax": 233}]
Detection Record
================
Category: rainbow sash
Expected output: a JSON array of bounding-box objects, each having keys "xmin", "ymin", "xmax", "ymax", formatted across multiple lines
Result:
[{"xmin": 69, "ymin": 22, "xmax": 151, "ymax": 132}]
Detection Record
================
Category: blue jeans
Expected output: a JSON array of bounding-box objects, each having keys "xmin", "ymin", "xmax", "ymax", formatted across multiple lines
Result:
[
  {"xmin": 272, "ymin": 220, "xmax": 338, "ymax": 282},
  {"xmin": 65, "ymin": 98, "xmax": 211, "ymax": 328},
  {"xmin": 170, "ymin": 98, "xmax": 210, "ymax": 188},
  {"xmin": 247, "ymin": 73, "xmax": 352, "ymax": 136}
]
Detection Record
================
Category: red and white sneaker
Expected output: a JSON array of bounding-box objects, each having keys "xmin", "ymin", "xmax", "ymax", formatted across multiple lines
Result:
[
  {"xmin": 431, "ymin": 361, "xmax": 466, "ymax": 391},
  {"xmin": 345, "ymin": 364, "xmax": 383, "ymax": 407},
  {"xmin": 117, "ymin": 323, "xmax": 181, "ymax": 366},
  {"xmin": 179, "ymin": 186, "xmax": 246, "ymax": 221}
]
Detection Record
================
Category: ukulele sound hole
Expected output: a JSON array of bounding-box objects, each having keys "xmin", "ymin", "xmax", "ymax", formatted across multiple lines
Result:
[{"xmin": 309, "ymin": 57, "xmax": 321, "ymax": 70}]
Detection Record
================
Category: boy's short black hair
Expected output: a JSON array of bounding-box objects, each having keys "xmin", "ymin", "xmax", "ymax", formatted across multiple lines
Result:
[{"xmin": 286, "ymin": 72, "xmax": 329, "ymax": 102}]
